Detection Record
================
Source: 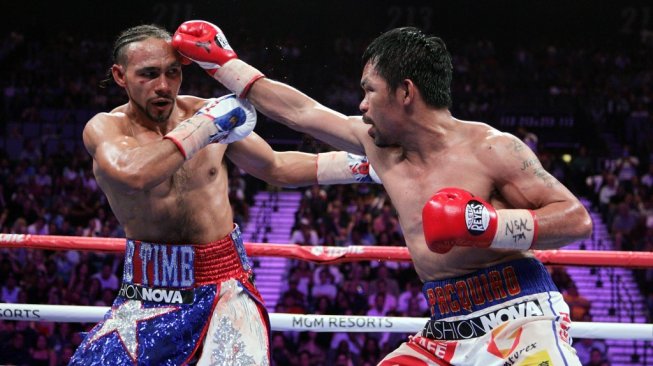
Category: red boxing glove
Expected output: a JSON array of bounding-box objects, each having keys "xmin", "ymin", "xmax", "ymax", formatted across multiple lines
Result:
[
  {"xmin": 172, "ymin": 20, "xmax": 264, "ymax": 97},
  {"xmin": 422, "ymin": 188, "xmax": 537, "ymax": 254},
  {"xmin": 172, "ymin": 20, "xmax": 236, "ymax": 75}
]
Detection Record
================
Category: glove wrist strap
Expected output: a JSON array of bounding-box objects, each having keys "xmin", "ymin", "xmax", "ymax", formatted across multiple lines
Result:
[
  {"xmin": 490, "ymin": 209, "xmax": 538, "ymax": 250},
  {"xmin": 164, "ymin": 115, "xmax": 219, "ymax": 160},
  {"xmin": 316, "ymin": 152, "xmax": 381, "ymax": 184},
  {"xmin": 215, "ymin": 59, "xmax": 265, "ymax": 98}
]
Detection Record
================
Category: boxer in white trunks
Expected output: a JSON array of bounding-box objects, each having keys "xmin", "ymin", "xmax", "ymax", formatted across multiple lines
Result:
[{"xmin": 173, "ymin": 22, "xmax": 592, "ymax": 365}]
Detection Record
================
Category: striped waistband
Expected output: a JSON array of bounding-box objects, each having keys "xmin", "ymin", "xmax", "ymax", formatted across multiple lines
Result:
[
  {"xmin": 122, "ymin": 224, "xmax": 252, "ymax": 289},
  {"xmin": 422, "ymin": 258, "xmax": 558, "ymax": 319}
]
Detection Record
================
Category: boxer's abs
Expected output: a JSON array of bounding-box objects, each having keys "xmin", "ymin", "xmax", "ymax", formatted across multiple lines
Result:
[
  {"xmin": 99, "ymin": 163, "xmax": 235, "ymax": 244},
  {"xmin": 405, "ymin": 230, "xmax": 534, "ymax": 282}
]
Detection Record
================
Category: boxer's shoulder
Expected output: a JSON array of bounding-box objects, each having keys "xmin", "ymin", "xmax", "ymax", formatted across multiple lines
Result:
[{"xmin": 176, "ymin": 94, "xmax": 207, "ymax": 111}]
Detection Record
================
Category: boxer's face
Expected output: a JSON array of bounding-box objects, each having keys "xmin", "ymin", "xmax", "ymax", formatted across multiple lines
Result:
[
  {"xmin": 113, "ymin": 38, "xmax": 183, "ymax": 123},
  {"xmin": 360, "ymin": 62, "xmax": 402, "ymax": 148}
]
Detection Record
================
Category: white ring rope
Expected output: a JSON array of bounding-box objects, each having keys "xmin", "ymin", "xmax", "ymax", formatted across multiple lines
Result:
[{"xmin": 1, "ymin": 304, "xmax": 651, "ymax": 340}]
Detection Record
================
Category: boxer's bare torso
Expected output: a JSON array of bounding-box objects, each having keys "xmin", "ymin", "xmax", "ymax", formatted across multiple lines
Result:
[
  {"xmin": 84, "ymin": 96, "xmax": 235, "ymax": 244},
  {"xmin": 362, "ymin": 121, "xmax": 536, "ymax": 281}
]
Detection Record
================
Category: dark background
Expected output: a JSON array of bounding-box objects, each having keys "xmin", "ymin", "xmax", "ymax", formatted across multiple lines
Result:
[
  {"xmin": 2, "ymin": 0, "xmax": 650, "ymax": 41},
  {"xmin": 2, "ymin": 0, "xmax": 652, "ymax": 149}
]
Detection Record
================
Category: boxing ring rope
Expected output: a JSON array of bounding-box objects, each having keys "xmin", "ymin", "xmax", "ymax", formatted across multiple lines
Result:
[
  {"xmin": 0, "ymin": 304, "xmax": 651, "ymax": 340},
  {"xmin": 2, "ymin": 233, "xmax": 653, "ymax": 267},
  {"xmin": 1, "ymin": 234, "xmax": 652, "ymax": 340}
]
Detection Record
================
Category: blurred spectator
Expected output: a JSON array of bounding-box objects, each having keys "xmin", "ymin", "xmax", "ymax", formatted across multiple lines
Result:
[
  {"xmin": 328, "ymin": 339, "xmax": 358, "ymax": 366},
  {"xmin": 598, "ymin": 174, "xmax": 618, "ymax": 221},
  {"xmin": 548, "ymin": 265, "xmax": 573, "ymax": 292},
  {"xmin": 91, "ymin": 262, "xmax": 119, "ymax": 291},
  {"xmin": 396, "ymin": 278, "xmax": 429, "ymax": 315},
  {"xmin": 585, "ymin": 347, "xmax": 610, "ymax": 366},
  {"xmin": 277, "ymin": 278, "xmax": 307, "ymax": 315},
  {"xmin": 56, "ymin": 344, "xmax": 75, "ymax": 366},
  {"xmin": 1, "ymin": 272, "xmax": 21, "ymax": 303},
  {"xmin": 366, "ymin": 292, "xmax": 390, "ymax": 317},
  {"xmin": 27, "ymin": 217, "xmax": 49, "ymax": 235},
  {"xmin": 34, "ymin": 164, "xmax": 53, "ymax": 188},
  {"xmin": 297, "ymin": 332, "xmax": 327, "ymax": 366},
  {"xmin": 270, "ymin": 332, "xmax": 296, "ymax": 365},
  {"xmin": 330, "ymin": 333, "xmax": 365, "ymax": 362},
  {"xmin": 29, "ymin": 333, "xmax": 57, "ymax": 366},
  {"xmin": 613, "ymin": 144, "xmax": 639, "ymax": 191},
  {"xmin": 367, "ymin": 283, "xmax": 397, "ymax": 316},
  {"xmin": 563, "ymin": 284, "xmax": 591, "ymax": 321},
  {"xmin": 303, "ymin": 184, "xmax": 328, "ymax": 223},
  {"xmin": 311, "ymin": 269, "xmax": 338, "ymax": 302},
  {"xmin": 288, "ymin": 260, "xmax": 314, "ymax": 297},
  {"xmin": 610, "ymin": 202, "xmax": 640, "ymax": 250},
  {"xmin": 0, "ymin": 331, "xmax": 30, "ymax": 365},
  {"xmin": 372, "ymin": 202, "xmax": 399, "ymax": 236},
  {"xmin": 290, "ymin": 217, "xmax": 319, "ymax": 246},
  {"xmin": 368, "ymin": 264, "xmax": 400, "ymax": 298},
  {"xmin": 575, "ymin": 337, "xmax": 609, "ymax": 366},
  {"xmin": 569, "ymin": 145, "xmax": 596, "ymax": 196},
  {"xmin": 359, "ymin": 337, "xmax": 381, "ymax": 365},
  {"xmin": 312, "ymin": 265, "xmax": 344, "ymax": 288},
  {"xmin": 333, "ymin": 351, "xmax": 355, "ymax": 366}
]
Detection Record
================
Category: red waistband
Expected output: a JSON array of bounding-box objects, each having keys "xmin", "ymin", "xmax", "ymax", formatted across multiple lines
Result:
[{"xmin": 124, "ymin": 227, "xmax": 252, "ymax": 288}]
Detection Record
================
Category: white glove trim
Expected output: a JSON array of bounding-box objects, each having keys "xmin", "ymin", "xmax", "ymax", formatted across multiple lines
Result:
[
  {"xmin": 490, "ymin": 209, "xmax": 537, "ymax": 250},
  {"xmin": 215, "ymin": 59, "xmax": 265, "ymax": 98},
  {"xmin": 164, "ymin": 115, "xmax": 218, "ymax": 160},
  {"xmin": 316, "ymin": 151, "xmax": 381, "ymax": 185}
]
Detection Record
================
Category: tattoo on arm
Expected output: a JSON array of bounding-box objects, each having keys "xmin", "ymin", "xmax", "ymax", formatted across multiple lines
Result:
[
  {"xmin": 511, "ymin": 140, "xmax": 525, "ymax": 153},
  {"xmin": 507, "ymin": 138, "xmax": 557, "ymax": 187},
  {"xmin": 533, "ymin": 166, "xmax": 555, "ymax": 187},
  {"xmin": 520, "ymin": 159, "xmax": 538, "ymax": 171}
]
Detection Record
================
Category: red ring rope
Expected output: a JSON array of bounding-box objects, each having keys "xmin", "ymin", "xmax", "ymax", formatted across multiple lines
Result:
[{"xmin": 1, "ymin": 234, "xmax": 652, "ymax": 267}]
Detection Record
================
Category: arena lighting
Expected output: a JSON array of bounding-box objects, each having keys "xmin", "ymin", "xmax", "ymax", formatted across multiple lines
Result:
[{"xmin": 562, "ymin": 154, "xmax": 572, "ymax": 163}]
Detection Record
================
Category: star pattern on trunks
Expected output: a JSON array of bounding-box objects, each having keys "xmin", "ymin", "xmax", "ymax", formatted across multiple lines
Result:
[{"xmin": 89, "ymin": 300, "xmax": 178, "ymax": 361}]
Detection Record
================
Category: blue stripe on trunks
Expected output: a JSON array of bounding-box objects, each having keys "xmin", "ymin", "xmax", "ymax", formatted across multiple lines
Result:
[{"xmin": 422, "ymin": 258, "xmax": 559, "ymax": 319}]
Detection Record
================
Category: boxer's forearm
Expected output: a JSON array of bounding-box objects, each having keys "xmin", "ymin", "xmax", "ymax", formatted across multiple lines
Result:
[
  {"xmin": 96, "ymin": 141, "xmax": 186, "ymax": 194},
  {"xmin": 249, "ymin": 78, "xmax": 367, "ymax": 155},
  {"xmin": 527, "ymin": 200, "xmax": 592, "ymax": 250}
]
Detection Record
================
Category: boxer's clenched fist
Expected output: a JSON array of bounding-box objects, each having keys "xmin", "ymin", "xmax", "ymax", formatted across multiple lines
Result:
[
  {"xmin": 164, "ymin": 94, "xmax": 257, "ymax": 159},
  {"xmin": 173, "ymin": 20, "xmax": 264, "ymax": 97}
]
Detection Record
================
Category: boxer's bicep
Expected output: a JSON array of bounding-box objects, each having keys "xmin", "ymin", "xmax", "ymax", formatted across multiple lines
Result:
[
  {"xmin": 84, "ymin": 114, "xmax": 183, "ymax": 193},
  {"xmin": 485, "ymin": 133, "xmax": 570, "ymax": 209},
  {"xmin": 83, "ymin": 116, "xmax": 140, "ymax": 191}
]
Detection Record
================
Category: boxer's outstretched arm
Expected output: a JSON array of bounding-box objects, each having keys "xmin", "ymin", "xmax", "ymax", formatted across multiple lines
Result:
[
  {"xmin": 83, "ymin": 114, "xmax": 186, "ymax": 194},
  {"xmin": 173, "ymin": 20, "xmax": 369, "ymax": 155},
  {"xmin": 227, "ymin": 132, "xmax": 381, "ymax": 187},
  {"xmin": 226, "ymin": 131, "xmax": 318, "ymax": 187},
  {"xmin": 248, "ymin": 78, "xmax": 368, "ymax": 155}
]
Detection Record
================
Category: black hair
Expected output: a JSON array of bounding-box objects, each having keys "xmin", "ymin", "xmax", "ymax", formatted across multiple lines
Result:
[
  {"xmin": 100, "ymin": 24, "xmax": 171, "ymax": 88},
  {"xmin": 362, "ymin": 27, "xmax": 453, "ymax": 109},
  {"xmin": 112, "ymin": 24, "xmax": 171, "ymax": 65}
]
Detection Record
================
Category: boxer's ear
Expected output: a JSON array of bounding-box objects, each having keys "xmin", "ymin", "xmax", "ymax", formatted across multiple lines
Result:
[
  {"xmin": 112, "ymin": 64, "xmax": 127, "ymax": 87},
  {"xmin": 400, "ymin": 79, "xmax": 416, "ymax": 105}
]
